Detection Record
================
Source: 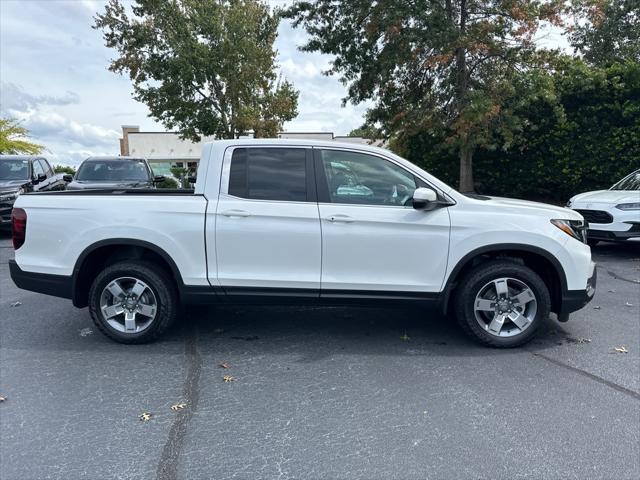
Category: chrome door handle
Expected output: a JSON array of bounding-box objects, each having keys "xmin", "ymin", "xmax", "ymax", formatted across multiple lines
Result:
[
  {"xmin": 325, "ymin": 214, "xmax": 354, "ymax": 223},
  {"xmin": 220, "ymin": 209, "xmax": 251, "ymax": 218}
]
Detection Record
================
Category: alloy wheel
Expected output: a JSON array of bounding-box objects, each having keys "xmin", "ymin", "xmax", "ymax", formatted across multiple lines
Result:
[
  {"xmin": 99, "ymin": 277, "xmax": 157, "ymax": 334},
  {"xmin": 473, "ymin": 277, "xmax": 538, "ymax": 337}
]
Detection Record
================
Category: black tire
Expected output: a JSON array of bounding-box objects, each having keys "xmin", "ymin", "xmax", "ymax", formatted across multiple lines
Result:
[
  {"xmin": 88, "ymin": 260, "xmax": 178, "ymax": 344},
  {"xmin": 453, "ymin": 260, "xmax": 551, "ymax": 348},
  {"xmin": 587, "ymin": 238, "xmax": 600, "ymax": 248}
]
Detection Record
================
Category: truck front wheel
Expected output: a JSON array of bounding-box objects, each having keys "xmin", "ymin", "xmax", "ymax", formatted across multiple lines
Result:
[
  {"xmin": 453, "ymin": 261, "xmax": 551, "ymax": 347},
  {"xmin": 88, "ymin": 260, "xmax": 178, "ymax": 344}
]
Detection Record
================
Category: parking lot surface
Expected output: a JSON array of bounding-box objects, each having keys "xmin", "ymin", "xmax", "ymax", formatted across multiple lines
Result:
[{"xmin": 1, "ymin": 232, "xmax": 639, "ymax": 480}]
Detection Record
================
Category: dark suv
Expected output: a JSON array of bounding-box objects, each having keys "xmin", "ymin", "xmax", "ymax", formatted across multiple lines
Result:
[
  {"xmin": 0, "ymin": 155, "xmax": 67, "ymax": 226},
  {"xmin": 65, "ymin": 156, "xmax": 164, "ymax": 191}
]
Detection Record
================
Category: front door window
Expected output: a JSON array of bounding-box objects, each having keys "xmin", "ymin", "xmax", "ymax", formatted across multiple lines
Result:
[{"xmin": 319, "ymin": 149, "xmax": 417, "ymax": 206}]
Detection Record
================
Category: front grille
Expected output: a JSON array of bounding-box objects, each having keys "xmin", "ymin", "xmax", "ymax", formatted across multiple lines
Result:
[{"xmin": 575, "ymin": 209, "xmax": 613, "ymax": 224}]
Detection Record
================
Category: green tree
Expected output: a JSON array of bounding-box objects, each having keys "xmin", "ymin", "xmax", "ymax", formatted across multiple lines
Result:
[
  {"xmin": 401, "ymin": 59, "xmax": 640, "ymax": 201},
  {"xmin": 570, "ymin": 0, "xmax": 640, "ymax": 66},
  {"xmin": 348, "ymin": 125, "xmax": 379, "ymax": 139},
  {"xmin": 170, "ymin": 166, "xmax": 197, "ymax": 188},
  {"xmin": 53, "ymin": 165, "xmax": 76, "ymax": 175},
  {"xmin": 287, "ymin": 0, "xmax": 566, "ymax": 191},
  {"xmin": 94, "ymin": 0, "xmax": 299, "ymax": 141},
  {"xmin": 0, "ymin": 118, "xmax": 44, "ymax": 155},
  {"xmin": 156, "ymin": 176, "xmax": 180, "ymax": 189}
]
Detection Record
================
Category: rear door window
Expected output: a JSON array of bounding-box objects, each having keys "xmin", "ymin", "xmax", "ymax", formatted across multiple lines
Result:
[{"xmin": 228, "ymin": 148, "xmax": 308, "ymax": 202}]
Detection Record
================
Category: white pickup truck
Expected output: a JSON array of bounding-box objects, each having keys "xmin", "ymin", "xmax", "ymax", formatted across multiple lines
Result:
[{"xmin": 10, "ymin": 140, "xmax": 596, "ymax": 347}]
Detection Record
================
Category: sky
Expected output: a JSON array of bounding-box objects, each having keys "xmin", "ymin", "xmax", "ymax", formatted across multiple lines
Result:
[
  {"xmin": 0, "ymin": 0, "xmax": 372, "ymax": 166},
  {"xmin": 0, "ymin": 1, "xmax": 567, "ymax": 167}
]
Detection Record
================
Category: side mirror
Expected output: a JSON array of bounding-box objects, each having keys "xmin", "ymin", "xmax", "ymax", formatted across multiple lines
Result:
[
  {"xmin": 33, "ymin": 173, "xmax": 46, "ymax": 184},
  {"xmin": 153, "ymin": 175, "xmax": 165, "ymax": 183},
  {"xmin": 412, "ymin": 187, "xmax": 438, "ymax": 210},
  {"xmin": 63, "ymin": 174, "xmax": 73, "ymax": 182}
]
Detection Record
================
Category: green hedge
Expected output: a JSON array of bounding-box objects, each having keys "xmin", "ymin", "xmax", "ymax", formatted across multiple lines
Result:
[{"xmin": 400, "ymin": 61, "xmax": 640, "ymax": 202}]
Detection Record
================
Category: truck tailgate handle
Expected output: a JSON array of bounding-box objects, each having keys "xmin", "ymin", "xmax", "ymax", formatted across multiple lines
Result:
[
  {"xmin": 220, "ymin": 209, "xmax": 251, "ymax": 218},
  {"xmin": 325, "ymin": 214, "xmax": 354, "ymax": 223}
]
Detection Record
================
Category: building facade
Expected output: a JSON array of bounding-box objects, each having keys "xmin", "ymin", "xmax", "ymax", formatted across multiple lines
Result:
[{"xmin": 119, "ymin": 126, "xmax": 386, "ymax": 177}]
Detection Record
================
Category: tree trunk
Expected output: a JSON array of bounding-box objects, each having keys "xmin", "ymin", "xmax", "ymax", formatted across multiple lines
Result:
[
  {"xmin": 459, "ymin": 144, "xmax": 474, "ymax": 192},
  {"xmin": 455, "ymin": 0, "xmax": 473, "ymax": 192}
]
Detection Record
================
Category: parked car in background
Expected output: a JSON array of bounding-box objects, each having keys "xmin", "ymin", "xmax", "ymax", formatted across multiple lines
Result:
[
  {"xmin": 0, "ymin": 155, "xmax": 68, "ymax": 227},
  {"xmin": 567, "ymin": 169, "xmax": 640, "ymax": 245},
  {"xmin": 64, "ymin": 156, "xmax": 164, "ymax": 191},
  {"xmin": 10, "ymin": 140, "xmax": 595, "ymax": 347}
]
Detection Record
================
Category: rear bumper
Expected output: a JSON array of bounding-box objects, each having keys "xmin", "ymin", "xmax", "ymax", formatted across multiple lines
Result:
[
  {"xmin": 559, "ymin": 262, "xmax": 597, "ymax": 315},
  {"xmin": 9, "ymin": 260, "xmax": 73, "ymax": 299}
]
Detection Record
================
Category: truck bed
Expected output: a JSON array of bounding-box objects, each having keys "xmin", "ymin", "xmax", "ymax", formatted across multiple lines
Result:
[{"xmin": 25, "ymin": 188, "xmax": 196, "ymax": 196}]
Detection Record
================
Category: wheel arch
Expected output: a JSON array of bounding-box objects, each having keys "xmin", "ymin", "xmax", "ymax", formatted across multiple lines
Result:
[
  {"xmin": 442, "ymin": 243, "xmax": 568, "ymax": 315},
  {"xmin": 71, "ymin": 238, "xmax": 184, "ymax": 308}
]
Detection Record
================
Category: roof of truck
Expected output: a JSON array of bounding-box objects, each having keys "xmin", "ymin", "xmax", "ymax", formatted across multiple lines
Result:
[{"xmin": 204, "ymin": 138, "xmax": 389, "ymax": 154}]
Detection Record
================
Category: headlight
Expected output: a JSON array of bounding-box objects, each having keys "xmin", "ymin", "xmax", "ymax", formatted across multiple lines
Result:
[
  {"xmin": 615, "ymin": 202, "xmax": 640, "ymax": 210},
  {"xmin": 0, "ymin": 190, "xmax": 20, "ymax": 202},
  {"xmin": 551, "ymin": 219, "xmax": 588, "ymax": 243}
]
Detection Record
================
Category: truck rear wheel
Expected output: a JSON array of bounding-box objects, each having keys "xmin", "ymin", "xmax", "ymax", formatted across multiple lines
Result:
[
  {"xmin": 88, "ymin": 260, "xmax": 178, "ymax": 344},
  {"xmin": 453, "ymin": 261, "xmax": 551, "ymax": 348}
]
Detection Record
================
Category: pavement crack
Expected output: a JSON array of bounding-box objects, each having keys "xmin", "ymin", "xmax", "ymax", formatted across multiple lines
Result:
[
  {"xmin": 605, "ymin": 268, "xmax": 640, "ymax": 285},
  {"xmin": 531, "ymin": 352, "xmax": 640, "ymax": 400},
  {"xmin": 156, "ymin": 324, "xmax": 202, "ymax": 480}
]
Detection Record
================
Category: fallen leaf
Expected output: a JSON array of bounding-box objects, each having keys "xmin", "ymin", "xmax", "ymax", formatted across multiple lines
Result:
[
  {"xmin": 219, "ymin": 362, "xmax": 230, "ymax": 369},
  {"xmin": 139, "ymin": 412, "xmax": 152, "ymax": 422},
  {"xmin": 223, "ymin": 375, "xmax": 235, "ymax": 382},
  {"xmin": 0, "ymin": 395, "xmax": 6, "ymax": 402},
  {"xmin": 567, "ymin": 337, "xmax": 591, "ymax": 344},
  {"xmin": 10, "ymin": 301, "xmax": 21, "ymax": 307},
  {"xmin": 593, "ymin": 306, "xmax": 601, "ymax": 310},
  {"xmin": 79, "ymin": 328, "xmax": 93, "ymax": 337},
  {"xmin": 400, "ymin": 332, "xmax": 410, "ymax": 341},
  {"xmin": 625, "ymin": 302, "xmax": 633, "ymax": 307},
  {"xmin": 608, "ymin": 289, "xmax": 616, "ymax": 293},
  {"xmin": 171, "ymin": 403, "xmax": 187, "ymax": 411},
  {"xmin": 614, "ymin": 346, "xmax": 629, "ymax": 354}
]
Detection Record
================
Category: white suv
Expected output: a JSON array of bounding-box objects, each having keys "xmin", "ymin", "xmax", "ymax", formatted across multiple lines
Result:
[{"xmin": 567, "ymin": 169, "xmax": 640, "ymax": 245}]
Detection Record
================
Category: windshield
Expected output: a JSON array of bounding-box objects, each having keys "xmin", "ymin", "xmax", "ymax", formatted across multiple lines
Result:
[
  {"xmin": 0, "ymin": 159, "xmax": 30, "ymax": 180},
  {"xmin": 76, "ymin": 160, "xmax": 151, "ymax": 182},
  {"xmin": 610, "ymin": 170, "xmax": 640, "ymax": 191}
]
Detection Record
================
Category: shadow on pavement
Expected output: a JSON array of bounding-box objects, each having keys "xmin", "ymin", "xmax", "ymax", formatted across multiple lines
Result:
[
  {"xmin": 591, "ymin": 240, "xmax": 640, "ymax": 260},
  {"xmin": 2, "ymin": 300, "xmax": 574, "ymax": 358}
]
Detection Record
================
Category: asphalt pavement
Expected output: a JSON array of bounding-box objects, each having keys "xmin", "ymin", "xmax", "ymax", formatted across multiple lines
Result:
[{"xmin": 1, "ymin": 232, "xmax": 639, "ymax": 480}]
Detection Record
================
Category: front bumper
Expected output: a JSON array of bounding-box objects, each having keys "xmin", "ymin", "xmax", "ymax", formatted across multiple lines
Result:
[
  {"xmin": 559, "ymin": 262, "xmax": 597, "ymax": 317},
  {"xmin": 588, "ymin": 223, "xmax": 640, "ymax": 242},
  {"xmin": 0, "ymin": 199, "xmax": 16, "ymax": 225},
  {"xmin": 9, "ymin": 260, "xmax": 73, "ymax": 299}
]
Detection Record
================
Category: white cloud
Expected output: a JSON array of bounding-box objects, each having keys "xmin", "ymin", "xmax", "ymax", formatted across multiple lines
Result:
[
  {"xmin": 0, "ymin": 0, "xmax": 368, "ymax": 163},
  {"xmin": 12, "ymin": 110, "xmax": 120, "ymax": 148},
  {"xmin": 278, "ymin": 58, "xmax": 326, "ymax": 80},
  {"xmin": 0, "ymin": 82, "xmax": 80, "ymax": 112}
]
